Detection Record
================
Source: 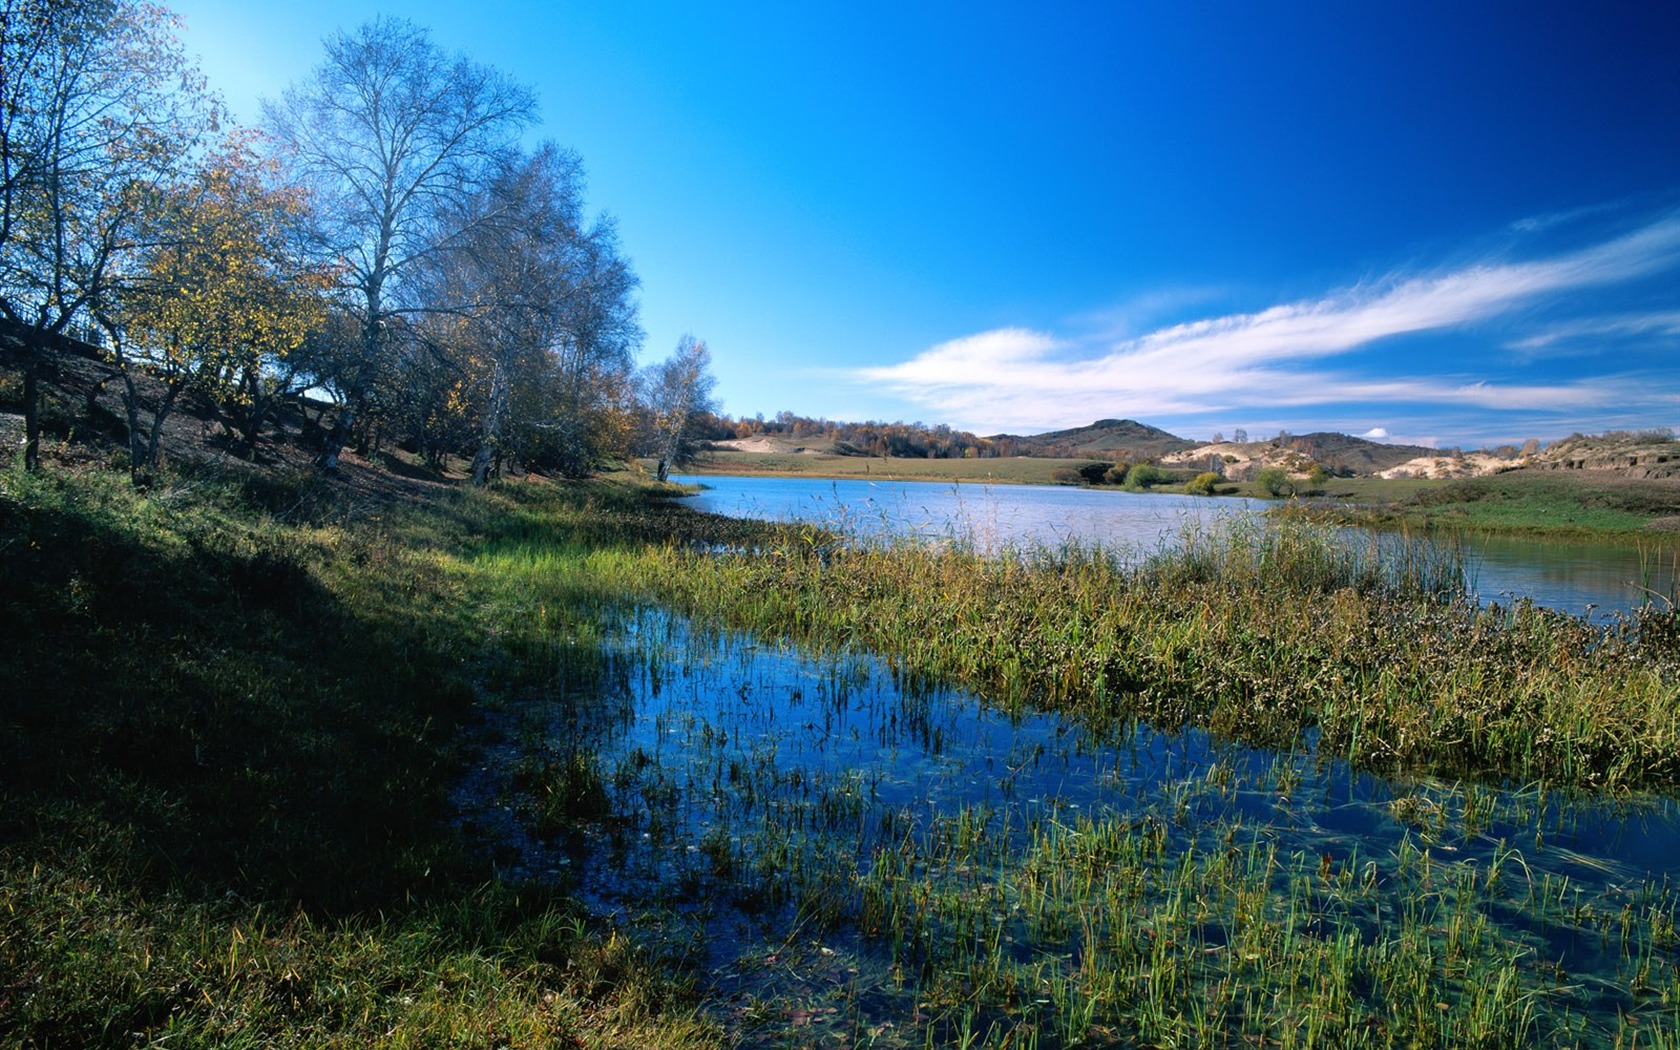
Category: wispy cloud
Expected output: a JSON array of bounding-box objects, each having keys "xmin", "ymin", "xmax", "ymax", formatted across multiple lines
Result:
[
  {"xmin": 857, "ymin": 210, "xmax": 1680, "ymax": 434},
  {"xmin": 1507, "ymin": 200, "xmax": 1623, "ymax": 234},
  {"xmin": 1507, "ymin": 311, "xmax": 1680, "ymax": 354}
]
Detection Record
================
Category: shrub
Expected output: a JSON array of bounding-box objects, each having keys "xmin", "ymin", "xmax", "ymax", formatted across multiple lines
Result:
[
  {"xmin": 1186, "ymin": 471, "xmax": 1222, "ymax": 496},
  {"xmin": 1255, "ymin": 466, "xmax": 1295, "ymax": 497},
  {"xmin": 1077, "ymin": 462, "xmax": 1110, "ymax": 485},
  {"xmin": 1124, "ymin": 463, "xmax": 1168, "ymax": 490},
  {"xmin": 1104, "ymin": 462, "xmax": 1130, "ymax": 485}
]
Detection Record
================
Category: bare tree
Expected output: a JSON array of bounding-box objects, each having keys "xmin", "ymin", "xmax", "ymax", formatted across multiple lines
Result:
[
  {"xmin": 641, "ymin": 336, "xmax": 718, "ymax": 482},
  {"xmin": 264, "ymin": 16, "xmax": 536, "ymax": 470},
  {"xmin": 0, "ymin": 0, "xmax": 210, "ymax": 469},
  {"xmin": 408, "ymin": 143, "xmax": 640, "ymax": 483},
  {"xmin": 526, "ymin": 214, "xmax": 640, "ymax": 478}
]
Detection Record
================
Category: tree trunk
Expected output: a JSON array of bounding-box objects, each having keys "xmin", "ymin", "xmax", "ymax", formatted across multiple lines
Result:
[
  {"xmin": 118, "ymin": 366, "xmax": 148, "ymax": 487},
  {"xmin": 320, "ymin": 302, "xmax": 384, "ymax": 471},
  {"xmin": 317, "ymin": 399, "xmax": 356, "ymax": 471},
  {"xmin": 138, "ymin": 384, "xmax": 181, "ymax": 488},
  {"xmin": 22, "ymin": 358, "xmax": 41, "ymax": 472},
  {"xmin": 470, "ymin": 445, "xmax": 494, "ymax": 486},
  {"xmin": 470, "ymin": 355, "xmax": 509, "ymax": 487}
]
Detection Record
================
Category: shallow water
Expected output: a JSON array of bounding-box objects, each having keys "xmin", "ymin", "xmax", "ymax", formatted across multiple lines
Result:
[
  {"xmin": 674, "ymin": 473, "xmax": 1679, "ymax": 616},
  {"xmin": 458, "ymin": 606, "xmax": 1680, "ymax": 1046}
]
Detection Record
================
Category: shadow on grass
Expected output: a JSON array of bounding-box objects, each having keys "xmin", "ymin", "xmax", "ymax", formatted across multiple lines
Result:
[{"xmin": 0, "ymin": 480, "xmax": 478, "ymax": 912}]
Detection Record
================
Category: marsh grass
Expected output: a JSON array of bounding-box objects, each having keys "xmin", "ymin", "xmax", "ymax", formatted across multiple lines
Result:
[{"xmin": 525, "ymin": 500, "xmax": 1680, "ymax": 791}]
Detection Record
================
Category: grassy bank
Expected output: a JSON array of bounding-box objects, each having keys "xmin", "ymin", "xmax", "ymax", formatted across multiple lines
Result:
[
  {"xmin": 1308, "ymin": 470, "xmax": 1680, "ymax": 541},
  {"xmin": 0, "ymin": 465, "xmax": 727, "ymax": 1048},
  {"xmin": 681, "ymin": 450, "xmax": 1108, "ymax": 485}
]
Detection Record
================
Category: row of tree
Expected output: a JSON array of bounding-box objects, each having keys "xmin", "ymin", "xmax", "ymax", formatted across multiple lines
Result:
[
  {"xmin": 711, "ymin": 412, "xmax": 1000, "ymax": 459},
  {"xmin": 1, "ymin": 1, "xmax": 713, "ymax": 484}
]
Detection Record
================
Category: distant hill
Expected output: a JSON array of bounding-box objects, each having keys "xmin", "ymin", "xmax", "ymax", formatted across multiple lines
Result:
[
  {"xmin": 990, "ymin": 418, "xmax": 1198, "ymax": 461},
  {"xmin": 1271, "ymin": 432, "xmax": 1440, "ymax": 475}
]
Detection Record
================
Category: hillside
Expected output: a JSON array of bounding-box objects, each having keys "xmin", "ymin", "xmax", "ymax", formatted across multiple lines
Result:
[
  {"xmin": 989, "ymin": 418, "xmax": 1198, "ymax": 460},
  {"xmin": 1164, "ymin": 431, "xmax": 1448, "ymax": 479},
  {"xmin": 1530, "ymin": 430, "xmax": 1680, "ymax": 479}
]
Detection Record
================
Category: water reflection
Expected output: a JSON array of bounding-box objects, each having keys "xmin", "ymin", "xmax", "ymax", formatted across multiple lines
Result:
[
  {"xmin": 675, "ymin": 474, "xmax": 1679, "ymax": 615},
  {"xmin": 457, "ymin": 606, "xmax": 1680, "ymax": 1047}
]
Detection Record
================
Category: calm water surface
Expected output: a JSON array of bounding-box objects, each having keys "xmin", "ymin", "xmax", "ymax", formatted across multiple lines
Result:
[
  {"xmin": 458, "ymin": 607, "xmax": 1680, "ymax": 1047},
  {"xmin": 674, "ymin": 473, "xmax": 1679, "ymax": 616}
]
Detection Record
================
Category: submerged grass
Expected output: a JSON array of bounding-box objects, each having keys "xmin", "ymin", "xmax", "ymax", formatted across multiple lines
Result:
[{"xmin": 484, "ymin": 600, "xmax": 1680, "ymax": 1049}]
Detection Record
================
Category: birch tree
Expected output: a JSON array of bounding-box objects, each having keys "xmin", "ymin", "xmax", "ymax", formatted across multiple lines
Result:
[
  {"xmin": 264, "ymin": 16, "xmax": 536, "ymax": 470},
  {"xmin": 417, "ymin": 144, "xmax": 640, "ymax": 483},
  {"xmin": 641, "ymin": 335, "xmax": 717, "ymax": 482}
]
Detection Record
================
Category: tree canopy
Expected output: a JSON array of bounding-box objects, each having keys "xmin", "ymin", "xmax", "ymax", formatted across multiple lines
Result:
[{"xmin": 3, "ymin": 4, "xmax": 668, "ymax": 484}]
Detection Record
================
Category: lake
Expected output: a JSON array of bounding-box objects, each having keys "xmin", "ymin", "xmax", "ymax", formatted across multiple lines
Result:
[{"xmin": 673, "ymin": 473, "xmax": 1679, "ymax": 616}]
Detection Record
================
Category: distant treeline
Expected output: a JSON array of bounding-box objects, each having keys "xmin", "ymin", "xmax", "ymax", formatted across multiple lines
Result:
[{"xmin": 703, "ymin": 412, "xmax": 1023, "ymax": 458}]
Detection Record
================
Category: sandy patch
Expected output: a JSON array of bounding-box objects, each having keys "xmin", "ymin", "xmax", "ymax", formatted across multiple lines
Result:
[
  {"xmin": 1378, "ymin": 453, "xmax": 1512, "ymax": 480},
  {"xmin": 713, "ymin": 436, "xmax": 781, "ymax": 453}
]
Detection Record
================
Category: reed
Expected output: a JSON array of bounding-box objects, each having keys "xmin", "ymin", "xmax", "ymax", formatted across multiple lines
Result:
[{"xmin": 501, "ymin": 491, "xmax": 1680, "ymax": 791}]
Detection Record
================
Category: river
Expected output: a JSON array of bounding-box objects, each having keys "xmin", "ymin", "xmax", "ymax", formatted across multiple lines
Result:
[{"xmin": 673, "ymin": 473, "xmax": 1679, "ymax": 616}]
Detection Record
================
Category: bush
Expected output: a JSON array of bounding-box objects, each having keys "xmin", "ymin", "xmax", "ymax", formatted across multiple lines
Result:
[
  {"xmin": 1104, "ymin": 462, "xmax": 1130, "ymax": 485},
  {"xmin": 1077, "ymin": 461, "xmax": 1110, "ymax": 484},
  {"xmin": 1186, "ymin": 471, "xmax": 1222, "ymax": 496},
  {"xmin": 1050, "ymin": 467, "xmax": 1084, "ymax": 485},
  {"xmin": 1124, "ymin": 463, "xmax": 1168, "ymax": 490},
  {"xmin": 1255, "ymin": 466, "xmax": 1296, "ymax": 497}
]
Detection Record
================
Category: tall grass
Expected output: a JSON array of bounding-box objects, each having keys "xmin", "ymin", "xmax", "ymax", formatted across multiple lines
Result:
[{"xmin": 506, "ymin": 498, "xmax": 1680, "ymax": 791}]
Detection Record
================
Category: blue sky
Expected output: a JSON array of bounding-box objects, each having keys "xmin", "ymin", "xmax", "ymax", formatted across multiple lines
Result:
[{"xmin": 171, "ymin": 0, "xmax": 1679, "ymax": 446}]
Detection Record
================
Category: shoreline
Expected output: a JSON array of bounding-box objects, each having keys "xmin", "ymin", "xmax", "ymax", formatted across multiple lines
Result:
[{"xmin": 673, "ymin": 456, "xmax": 1680, "ymax": 547}]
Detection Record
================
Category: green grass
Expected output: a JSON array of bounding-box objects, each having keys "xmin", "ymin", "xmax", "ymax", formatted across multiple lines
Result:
[
  {"xmin": 0, "ymin": 465, "xmax": 725, "ymax": 1047},
  {"xmin": 1307, "ymin": 470, "xmax": 1680, "ymax": 540}
]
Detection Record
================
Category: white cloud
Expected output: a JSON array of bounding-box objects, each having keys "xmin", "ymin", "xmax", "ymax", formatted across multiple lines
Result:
[
  {"xmin": 1507, "ymin": 201, "xmax": 1621, "ymax": 234},
  {"xmin": 1361, "ymin": 427, "xmax": 1390, "ymax": 439},
  {"xmin": 1507, "ymin": 311, "xmax": 1680, "ymax": 353},
  {"xmin": 857, "ymin": 210, "xmax": 1680, "ymax": 433}
]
